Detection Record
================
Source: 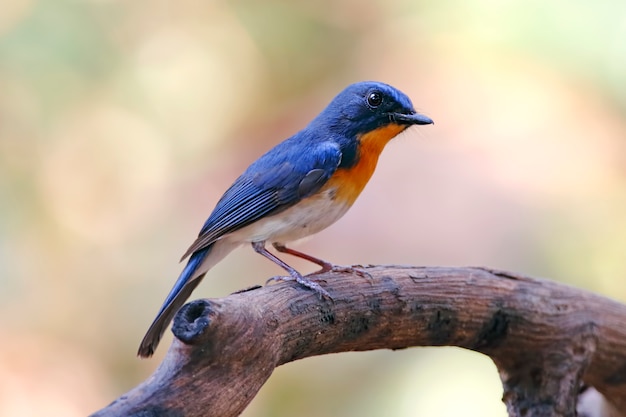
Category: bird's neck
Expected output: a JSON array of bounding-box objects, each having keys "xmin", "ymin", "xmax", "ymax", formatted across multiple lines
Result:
[
  {"xmin": 325, "ymin": 123, "xmax": 408, "ymax": 206},
  {"xmin": 358, "ymin": 123, "xmax": 407, "ymax": 162}
]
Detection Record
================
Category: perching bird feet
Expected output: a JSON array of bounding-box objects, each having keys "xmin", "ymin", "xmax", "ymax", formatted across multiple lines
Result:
[
  {"xmin": 265, "ymin": 274, "xmax": 331, "ymax": 300},
  {"xmin": 272, "ymin": 242, "xmax": 373, "ymax": 280},
  {"xmin": 320, "ymin": 264, "xmax": 373, "ymax": 281}
]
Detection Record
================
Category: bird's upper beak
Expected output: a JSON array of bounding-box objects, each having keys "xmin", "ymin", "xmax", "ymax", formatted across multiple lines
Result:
[{"xmin": 390, "ymin": 111, "xmax": 434, "ymax": 126}]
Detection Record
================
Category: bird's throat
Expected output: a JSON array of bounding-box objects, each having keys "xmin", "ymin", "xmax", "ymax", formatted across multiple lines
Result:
[{"xmin": 325, "ymin": 123, "xmax": 407, "ymax": 205}]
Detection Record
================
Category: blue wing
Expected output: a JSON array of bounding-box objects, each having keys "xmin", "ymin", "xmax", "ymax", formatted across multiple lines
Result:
[{"xmin": 180, "ymin": 138, "xmax": 343, "ymax": 260}]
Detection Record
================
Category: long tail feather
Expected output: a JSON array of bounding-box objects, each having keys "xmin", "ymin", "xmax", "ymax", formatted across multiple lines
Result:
[{"xmin": 137, "ymin": 246, "xmax": 211, "ymax": 358}]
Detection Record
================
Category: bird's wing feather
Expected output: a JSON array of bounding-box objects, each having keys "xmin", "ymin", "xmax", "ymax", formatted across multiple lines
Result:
[{"xmin": 180, "ymin": 140, "xmax": 342, "ymax": 260}]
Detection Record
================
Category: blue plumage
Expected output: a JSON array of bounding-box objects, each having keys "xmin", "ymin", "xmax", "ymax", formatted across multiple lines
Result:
[
  {"xmin": 153, "ymin": 246, "xmax": 211, "ymax": 323},
  {"xmin": 182, "ymin": 139, "xmax": 342, "ymax": 260},
  {"xmin": 138, "ymin": 81, "xmax": 433, "ymax": 357}
]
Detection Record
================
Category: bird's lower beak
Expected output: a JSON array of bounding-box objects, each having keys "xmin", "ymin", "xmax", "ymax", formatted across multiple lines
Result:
[{"xmin": 391, "ymin": 112, "xmax": 434, "ymax": 125}]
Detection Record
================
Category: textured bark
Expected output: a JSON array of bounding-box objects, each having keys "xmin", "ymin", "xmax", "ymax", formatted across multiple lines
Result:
[{"xmin": 91, "ymin": 266, "xmax": 626, "ymax": 417}]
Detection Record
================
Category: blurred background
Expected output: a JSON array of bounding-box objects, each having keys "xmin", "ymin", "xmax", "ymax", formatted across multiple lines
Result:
[{"xmin": 1, "ymin": 0, "xmax": 625, "ymax": 415}]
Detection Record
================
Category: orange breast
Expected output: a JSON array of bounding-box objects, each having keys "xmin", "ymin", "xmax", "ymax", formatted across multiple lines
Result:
[{"xmin": 324, "ymin": 123, "xmax": 408, "ymax": 205}]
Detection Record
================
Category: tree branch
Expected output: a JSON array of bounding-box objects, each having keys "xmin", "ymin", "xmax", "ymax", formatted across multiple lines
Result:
[{"xmin": 91, "ymin": 266, "xmax": 626, "ymax": 417}]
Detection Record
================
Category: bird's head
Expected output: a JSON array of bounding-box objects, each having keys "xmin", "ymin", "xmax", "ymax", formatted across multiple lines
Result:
[{"xmin": 312, "ymin": 81, "xmax": 433, "ymax": 138}]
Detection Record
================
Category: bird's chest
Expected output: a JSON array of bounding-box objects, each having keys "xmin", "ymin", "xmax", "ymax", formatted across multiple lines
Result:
[
  {"xmin": 324, "ymin": 123, "xmax": 406, "ymax": 205},
  {"xmin": 258, "ymin": 145, "xmax": 387, "ymax": 242},
  {"xmin": 323, "ymin": 151, "xmax": 378, "ymax": 207}
]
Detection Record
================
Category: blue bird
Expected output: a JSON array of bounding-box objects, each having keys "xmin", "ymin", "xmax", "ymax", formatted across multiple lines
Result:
[{"xmin": 138, "ymin": 81, "xmax": 433, "ymax": 357}]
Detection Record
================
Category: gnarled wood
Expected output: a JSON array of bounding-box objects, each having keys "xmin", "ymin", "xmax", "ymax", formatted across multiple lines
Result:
[{"xmin": 91, "ymin": 266, "xmax": 626, "ymax": 417}]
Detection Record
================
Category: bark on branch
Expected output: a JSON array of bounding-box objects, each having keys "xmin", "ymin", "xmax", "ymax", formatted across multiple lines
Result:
[{"xmin": 91, "ymin": 266, "xmax": 626, "ymax": 417}]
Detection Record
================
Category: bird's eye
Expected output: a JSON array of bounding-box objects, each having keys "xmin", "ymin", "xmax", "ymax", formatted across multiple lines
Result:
[{"xmin": 367, "ymin": 91, "xmax": 383, "ymax": 108}]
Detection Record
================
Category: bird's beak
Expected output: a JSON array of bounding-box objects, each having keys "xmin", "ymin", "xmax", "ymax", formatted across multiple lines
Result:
[{"xmin": 391, "ymin": 112, "xmax": 434, "ymax": 126}]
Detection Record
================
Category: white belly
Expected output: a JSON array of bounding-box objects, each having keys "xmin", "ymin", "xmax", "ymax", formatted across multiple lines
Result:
[{"xmin": 223, "ymin": 188, "xmax": 350, "ymax": 245}]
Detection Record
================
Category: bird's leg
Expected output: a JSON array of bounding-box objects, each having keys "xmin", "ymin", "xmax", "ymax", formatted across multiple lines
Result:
[
  {"xmin": 272, "ymin": 243, "xmax": 373, "ymax": 280},
  {"xmin": 272, "ymin": 243, "xmax": 333, "ymax": 272},
  {"xmin": 251, "ymin": 241, "xmax": 331, "ymax": 299}
]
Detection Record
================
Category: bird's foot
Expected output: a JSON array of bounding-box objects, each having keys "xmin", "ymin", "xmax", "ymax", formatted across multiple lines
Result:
[
  {"xmin": 266, "ymin": 273, "xmax": 332, "ymax": 300},
  {"xmin": 270, "ymin": 243, "xmax": 372, "ymax": 281},
  {"xmin": 312, "ymin": 263, "xmax": 373, "ymax": 281}
]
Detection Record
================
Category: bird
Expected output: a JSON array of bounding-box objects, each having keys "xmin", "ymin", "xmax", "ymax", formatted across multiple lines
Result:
[{"xmin": 138, "ymin": 81, "xmax": 433, "ymax": 357}]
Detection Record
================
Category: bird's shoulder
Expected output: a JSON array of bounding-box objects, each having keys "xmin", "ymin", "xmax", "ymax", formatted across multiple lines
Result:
[{"xmin": 245, "ymin": 133, "xmax": 344, "ymax": 191}]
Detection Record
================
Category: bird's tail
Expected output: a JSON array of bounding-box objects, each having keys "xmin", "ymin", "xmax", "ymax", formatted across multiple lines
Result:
[{"xmin": 137, "ymin": 246, "xmax": 211, "ymax": 358}]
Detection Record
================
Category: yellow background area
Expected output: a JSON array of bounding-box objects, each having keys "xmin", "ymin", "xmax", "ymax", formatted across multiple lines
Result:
[{"xmin": 1, "ymin": 1, "xmax": 625, "ymax": 416}]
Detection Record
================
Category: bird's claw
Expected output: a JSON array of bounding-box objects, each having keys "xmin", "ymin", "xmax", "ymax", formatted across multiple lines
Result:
[
  {"xmin": 311, "ymin": 264, "xmax": 373, "ymax": 281},
  {"xmin": 346, "ymin": 265, "xmax": 374, "ymax": 281},
  {"xmin": 266, "ymin": 275, "xmax": 332, "ymax": 300}
]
